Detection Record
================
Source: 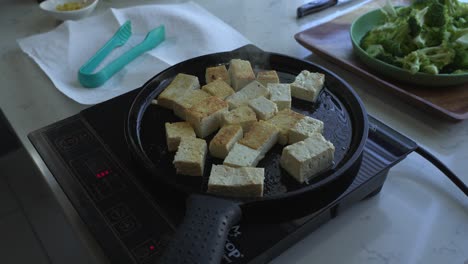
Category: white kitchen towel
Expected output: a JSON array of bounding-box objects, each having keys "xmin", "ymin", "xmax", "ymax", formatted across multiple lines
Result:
[{"xmin": 18, "ymin": 2, "xmax": 250, "ymax": 105}]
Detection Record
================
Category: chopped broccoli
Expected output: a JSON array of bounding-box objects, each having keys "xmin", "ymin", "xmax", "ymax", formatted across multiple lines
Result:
[
  {"xmin": 360, "ymin": 19, "xmax": 412, "ymax": 52},
  {"xmin": 452, "ymin": 41, "xmax": 468, "ymax": 69},
  {"xmin": 365, "ymin": 44, "xmax": 402, "ymax": 66},
  {"xmin": 412, "ymin": 0, "xmax": 439, "ymax": 9},
  {"xmin": 420, "ymin": 45, "xmax": 455, "ymax": 68},
  {"xmin": 408, "ymin": 6, "xmax": 430, "ymax": 41},
  {"xmin": 397, "ymin": 51, "xmax": 427, "ymax": 73},
  {"xmin": 448, "ymin": 25, "xmax": 468, "ymax": 41},
  {"xmin": 365, "ymin": 44, "xmax": 386, "ymax": 57},
  {"xmin": 380, "ymin": 0, "xmax": 398, "ymax": 18},
  {"xmin": 397, "ymin": 45, "xmax": 455, "ymax": 74},
  {"xmin": 360, "ymin": 0, "xmax": 468, "ymax": 74},
  {"xmin": 453, "ymin": 17, "xmax": 468, "ymax": 29},
  {"xmin": 444, "ymin": 0, "xmax": 462, "ymax": 16},
  {"xmin": 408, "ymin": 16, "xmax": 421, "ymax": 37},
  {"xmin": 453, "ymin": 51, "xmax": 468, "ymax": 69},
  {"xmin": 412, "ymin": 34, "xmax": 428, "ymax": 48},
  {"xmin": 396, "ymin": 6, "xmax": 413, "ymax": 17},
  {"xmin": 361, "ymin": 7, "xmax": 416, "ymax": 56},
  {"xmin": 411, "ymin": 6, "xmax": 429, "ymax": 28},
  {"xmin": 425, "ymin": 3, "xmax": 446, "ymax": 27},
  {"xmin": 421, "ymin": 27, "xmax": 448, "ymax": 47},
  {"xmin": 381, "ymin": 39, "xmax": 404, "ymax": 56}
]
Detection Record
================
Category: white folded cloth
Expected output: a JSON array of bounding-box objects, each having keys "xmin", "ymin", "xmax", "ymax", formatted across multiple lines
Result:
[{"xmin": 18, "ymin": 2, "xmax": 250, "ymax": 104}]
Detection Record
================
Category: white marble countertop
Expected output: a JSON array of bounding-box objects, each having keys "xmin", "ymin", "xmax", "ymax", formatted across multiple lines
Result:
[{"xmin": 1, "ymin": 0, "xmax": 467, "ymax": 263}]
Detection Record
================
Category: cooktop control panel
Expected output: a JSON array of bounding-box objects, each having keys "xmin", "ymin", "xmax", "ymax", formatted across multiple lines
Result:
[{"xmin": 38, "ymin": 117, "xmax": 174, "ymax": 264}]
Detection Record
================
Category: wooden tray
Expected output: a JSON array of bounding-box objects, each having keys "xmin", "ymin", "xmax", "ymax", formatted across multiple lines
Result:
[{"xmin": 294, "ymin": 0, "xmax": 468, "ymax": 121}]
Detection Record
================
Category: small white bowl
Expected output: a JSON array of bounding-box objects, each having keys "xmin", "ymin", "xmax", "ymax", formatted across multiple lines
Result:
[{"xmin": 39, "ymin": 0, "xmax": 99, "ymax": 21}]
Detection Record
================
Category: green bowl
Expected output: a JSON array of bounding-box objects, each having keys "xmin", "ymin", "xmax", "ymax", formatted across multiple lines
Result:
[{"xmin": 350, "ymin": 8, "xmax": 468, "ymax": 87}]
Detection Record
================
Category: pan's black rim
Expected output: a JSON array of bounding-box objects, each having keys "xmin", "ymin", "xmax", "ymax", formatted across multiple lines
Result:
[{"xmin": 125, "ymin": 44, "xmax": 368, "ymax": 204}]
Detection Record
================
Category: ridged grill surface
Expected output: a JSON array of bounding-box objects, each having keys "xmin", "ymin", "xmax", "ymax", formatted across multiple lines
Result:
[{"xmin": 348, "ymin": 139, "xmax": 398, "ymax": 190}]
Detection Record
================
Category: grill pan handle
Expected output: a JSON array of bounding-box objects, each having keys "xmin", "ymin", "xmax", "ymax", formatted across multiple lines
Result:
[{"xmin": 160, "ymin": 194, "xmax": 242, "ymax": 264}]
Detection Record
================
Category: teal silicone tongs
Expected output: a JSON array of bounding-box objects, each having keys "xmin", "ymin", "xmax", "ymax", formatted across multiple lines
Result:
[{"xmin": 78, "ymin": 21, "xmax": 165, "ymax": 88}]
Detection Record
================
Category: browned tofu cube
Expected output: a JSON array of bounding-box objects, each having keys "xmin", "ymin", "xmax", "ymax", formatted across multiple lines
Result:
[
  {"xmin": 228, "ymin": 59, "xmax": 256, "ymax": 91},
  {"xmin": 205, "ymin": 65, "xmax": 230, "ymax": 85},
  {"xmin": 256, "ymin": 70, "xmax": 279, "ymax": 86},
  {"xmin": 280, "ymin": 134, "xmax": 335, "ymax": 183},
  {"xmin": 238, "ymin": 121, "xmax": 279, "ymax": 155},
  {"xmin": 172, "ymin": 89, "xmax": 211, "ymax": 120},
  {"xmin": 288, "ymin": 116, "xmax": 324, "ymax": 144},
  {"xmin": 267, "ymin": 109, "xmax": 304, "ymax": 145},
  {"xmin": 209, "ymin": 125, "xmax": 243, "ymax": 159},
  {"xmin": 157, "ymin": 73, "xmax": 200, "ymax": 109},
  {"xmin": 225, "ymin": 80, "xmax": 269, "ymax": 109},
  {"xmin": 186, "ymin": 96, "xmax": 229, "ymax": 138},
  {"xmin": 208, "ymin": 165, "xmax": 264, "ymax": 197},
  {"xmin": 173, "ymin": 137, "xmax": 207, "ymax": 176},
  {"xmin": 290, "ymin": 70, "xmax": 325, "ymax": 102},
  {"xmin": 165, "ymin": 122, "xmax": 196, "ymax": 152},
  {"xmin": 202, "ymin": 79, "xmax": 235, "ymax": 99},
  {"xmin": 221, "ymin": 106, "xmax": 257, "ymax": 132}
]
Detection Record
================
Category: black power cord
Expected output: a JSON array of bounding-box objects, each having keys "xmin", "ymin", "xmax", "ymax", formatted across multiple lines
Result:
[{"xmin": 415, "ymin": 146, "xmax": 468, "ymax": 197}]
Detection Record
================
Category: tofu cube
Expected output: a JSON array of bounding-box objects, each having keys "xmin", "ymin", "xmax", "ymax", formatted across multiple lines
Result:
[
  {"xmin": 290, "ymin": 70, "xmax": 325, "ymax": 102},
  {"xmin": 268, "ymin": 83, "xmax": 291, "ymax": 110},
  {"xmin": 223, "ymin": 143, "xmax": 263, "ymax": 168},
  {"xmin": 221, "ymin": 106, "xmax": 257, "ymax": 132},
  {"xmin": 209, "ymin": 125, "xmax": 243, "ymax": 159},
  {"xmin": 165, "ymin": 122, "xmax": 196, "ymax": 152},
  {"xmin": 205, "ymin": 65, "xmax": 230, "ymax": 85},
  {"xmin": 226, "ymin": 81, "xmax": 269, "ymax": 109},
  {"xmin": 256, "ymin": 70, "xmax": 279, "ymax": 86},
  {"xmin": 202, "ymin": 79, "xmax": 235, "ymax": 100},
  {"xmin": 173, "ymin": 137, "xmax": 207, "ymax": 176},
  {"xmin": 288, "ymin": 116, "xmax": 324, "ymax": 144},
  {"xmin": 267, "ymin": 109, "xmax": 304, "ymax": 145},
  {"xmin": 228, "ymin": 59, "xmax": 256, "ymax": 91},
  {"xmin": 157, "ymin": 73, "xmax": 200, "ymax": 109},
  {"xmin": 172, "ymin": 89, "xmax": 211, "ymax": 120},
  {"xmin": 280, "ymin": 133, "xmax": 335, "ymax": 183},
  {"xmin": 207, "ymin": 165, "xmax": 264, "ymax": 197},
  {"xmin": 248, "ymin": 96, "xmax": 278, "ymax": 120},
  {"xmin": 238, "ymin": 121, "xmax": 279, "ymax": 155},
  {"xmin": 186, "ymin": 97, "xmax": 229, "ymax": 138}
]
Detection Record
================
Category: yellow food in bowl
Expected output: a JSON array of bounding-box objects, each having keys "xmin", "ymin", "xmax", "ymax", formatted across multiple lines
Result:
[{"xmin": 56, "ymin": 2, "xmax": 84, "ymax": 11}]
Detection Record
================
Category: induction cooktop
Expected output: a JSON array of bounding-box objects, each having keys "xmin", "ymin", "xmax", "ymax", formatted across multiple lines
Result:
[{"xmin": 28, "ymin": 88, "xmax": 417, "ymax": 264}]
